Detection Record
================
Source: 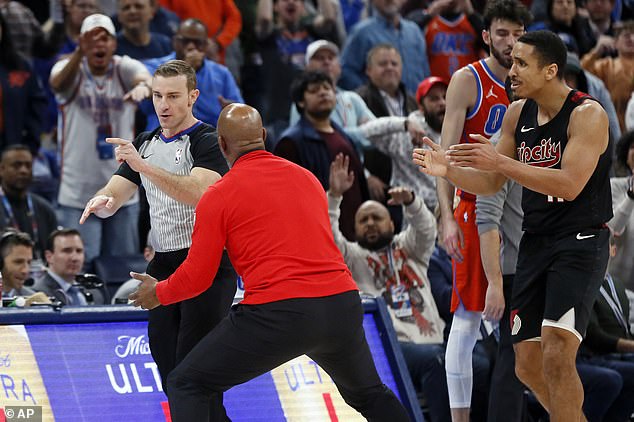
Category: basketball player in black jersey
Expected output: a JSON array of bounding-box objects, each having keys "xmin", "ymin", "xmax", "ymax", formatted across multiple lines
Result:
[{"xmin": 413, "ymin": 30, "xmax": 613, "ymax": 422}]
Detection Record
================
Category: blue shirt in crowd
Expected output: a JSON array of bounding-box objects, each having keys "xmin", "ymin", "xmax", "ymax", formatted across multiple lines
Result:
[{"xmin": 339, "ymin": 14, "xmax": 430, "ymax": 95}]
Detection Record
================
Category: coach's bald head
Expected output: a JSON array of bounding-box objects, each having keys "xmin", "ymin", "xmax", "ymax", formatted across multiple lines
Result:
[{"xmin": 217, "ymin": 103, "xmax": 266, "ymax": 166}]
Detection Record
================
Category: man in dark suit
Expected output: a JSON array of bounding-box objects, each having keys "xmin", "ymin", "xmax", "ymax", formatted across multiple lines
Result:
[{"xmin": 33, "ymin": 228, "xmax": 88, "ymax": 305}]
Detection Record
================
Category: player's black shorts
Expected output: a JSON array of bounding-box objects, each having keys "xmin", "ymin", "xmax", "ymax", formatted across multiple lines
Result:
[{"xmin": 510, "ymin": 226, "xmax": 609, "ymax": 343}]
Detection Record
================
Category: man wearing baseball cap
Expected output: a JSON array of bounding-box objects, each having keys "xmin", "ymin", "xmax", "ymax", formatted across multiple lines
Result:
[
  {"xmin": 49, "ymin": 13, "xmax": 152, "ymax": 265},
  {"xmin": 415, "ymin": 76, "xmax": 448, "ymax": 143},
  {"xmin": 286, "ymin": 40, "xmax": 427, "ymax": 153}
]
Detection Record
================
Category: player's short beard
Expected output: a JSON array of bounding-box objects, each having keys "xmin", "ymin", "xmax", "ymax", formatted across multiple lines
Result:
[
  {"xmin": 491, "ymin": 44, "xmax": 512, "ymax": 69},
  {"xmin": 357, "ymin": 232, "xmax": 394, "ymax": 251}
]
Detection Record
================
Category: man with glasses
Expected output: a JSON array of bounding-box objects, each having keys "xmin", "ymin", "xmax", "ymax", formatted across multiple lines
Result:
[{"xmin": 143, "ymin": 18, "xmax": 243, "ymax": 130}]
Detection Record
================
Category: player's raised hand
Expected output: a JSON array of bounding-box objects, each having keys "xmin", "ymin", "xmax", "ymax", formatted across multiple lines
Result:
[
  {"xmin": 446, "ymin": 134, "xmax": 499, "ymax": 171},
  {"xmin": 412, "ymin": 137, "xmax": 448, "ymax": 177}
]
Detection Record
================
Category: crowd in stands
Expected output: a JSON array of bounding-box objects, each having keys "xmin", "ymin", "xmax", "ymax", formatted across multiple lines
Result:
[{"xmin": 1, "ymin": 0, "xmax": 634, "ymax": 420}]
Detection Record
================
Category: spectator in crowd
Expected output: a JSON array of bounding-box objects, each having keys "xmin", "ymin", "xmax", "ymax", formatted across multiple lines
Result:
[
  {"xmin": 64, "ymin": 0, "xmax": 100, "ymax": 46},
  {"xmin": 0, "ymin": 0, "xmax": 66, "ymax": 60},
  {"xmin": 0, "ymin": 145, "xmax": 58, "ymax": 261},
  {"xmin": 287, "ymin": 40, "xmax": 429, "ymax": 197},
  {"xmin": 112, "ymin": 0, "xmax": 181, "ymax": 38},
  {"xmin": 608, "ymin": 132, "xmax": 634, "ymax": 295},
  {"xmin": 49, "ymin": 13, "xmax": 152, "ymax": 264},
  {"xmin": 327, "ymin": 154, "xmax": 459, "ymax": 422},
  {"xmin": 32, "ymin": 0, "xmax": 100, "ymax": 136},
  {"xmin": 148, "ymin": 0, "xmax": 180, "ymax": 37},
  {"xmin": 158, "ymin": 0, "xmax": 242, "ymax": 63},
  {"xmin": 528, "ymin": 0, "xmax": 597, "ymax": 56},
  {"xmin": 115, "ymin": 0, "xmax": 172, "ymax": 60},
  {"xmin": 357, "ymin": 76, "xmax": 447, "ymax": 212},
  {"xmin": 578, "ymin": 239, "xmax": 634, "ymax": 422},
  {"xmin": 586, "ymin": 0, "xmax": 619, "ymax": 38},
  {"xmin": 0, "ymin": 12, "xmax": 47, "ymax": 154},
  {"xmin": 582, "ymin": 20, "xmax": 634, "ymax": 132},
  {"xmin": 255, "ymin": 0, "xmax": 338, "ymax": 140},
  {"xmin": 0, "ymin": 230, "xmax": 35, "ymax": 297},
  {"xmin": 355, "ymin": 44, "xmax": 419, "ymax": 226},
  {"xmin": 564, "ymin": 51, "xmax": 621, "ymax": 143},
  {"xmin": 410, "ymin": 0, "xmax": 486, "ymax": 82},
  {"xmin": 143, "ymin": 18, "xmax": 243, "ymax": 129},
  {"xmin": 275, "ymin": 70, "xmax": 369, "ymax": 240},
  {"xmin": 33, "ymin": 228, "xmax": 87, "ymax": 306},
  {"xmin": 339, "ymin": 0, "xmax": 430, "ymax": 95}
]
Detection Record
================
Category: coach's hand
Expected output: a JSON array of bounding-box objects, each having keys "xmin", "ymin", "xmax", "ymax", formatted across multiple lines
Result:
[{"xmin": 129, "ymin": 272, "xmax": 160, "ymax": 310}]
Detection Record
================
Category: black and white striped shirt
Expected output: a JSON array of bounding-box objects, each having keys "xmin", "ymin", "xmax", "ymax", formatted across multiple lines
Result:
[{"xmin": 116, "ymin": 122, "xmax": 228, "ymax": 252}]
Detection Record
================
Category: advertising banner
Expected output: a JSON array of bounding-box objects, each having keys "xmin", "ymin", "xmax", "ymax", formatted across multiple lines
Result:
[{"xmin": 0, "ymin": 315, "xmax": 401, "ymax": 421}]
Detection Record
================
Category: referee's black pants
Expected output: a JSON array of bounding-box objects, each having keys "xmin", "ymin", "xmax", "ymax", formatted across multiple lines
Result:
[
  {"xmin": 146, "ymin": 249, "xmax": 237, "ymax": 421},
  {"xmin": 166, "ymin": 290, "xmax": 411, "ymax": 422}
]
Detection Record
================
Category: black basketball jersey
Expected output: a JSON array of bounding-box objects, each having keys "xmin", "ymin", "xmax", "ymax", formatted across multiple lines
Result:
[{"xmin": 515, "ymin": 90, "xmax": 613, "ymax": 234}]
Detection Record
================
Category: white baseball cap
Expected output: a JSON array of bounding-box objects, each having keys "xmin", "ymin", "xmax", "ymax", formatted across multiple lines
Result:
[
  {"xmin": 80, "ymin": 14, "xmax": 116, "ymax": 36},
  {"xmin": 305, "ymin": 40, "xmax": 339, "ymax": 65}
]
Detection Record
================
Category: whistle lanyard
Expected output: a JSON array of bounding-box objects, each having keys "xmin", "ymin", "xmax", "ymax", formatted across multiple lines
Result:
[
  {"xmin": 599, "ymin": 274, "xmax": 631, "ymax": 336},
  {"xmin": 1, "ymin": 191, "xmax": 39, "ymax": 254}
]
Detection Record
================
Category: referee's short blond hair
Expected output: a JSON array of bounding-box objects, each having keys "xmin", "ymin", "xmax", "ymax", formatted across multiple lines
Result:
[{"xmin": 154, "ymin": 60, "xmax": 197, "ymax": 91}]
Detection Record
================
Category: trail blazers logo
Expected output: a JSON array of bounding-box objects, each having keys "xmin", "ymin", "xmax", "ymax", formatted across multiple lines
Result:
[{"xmin": 517, "ymin": 137, "xmax": 561, "ymax": 168}]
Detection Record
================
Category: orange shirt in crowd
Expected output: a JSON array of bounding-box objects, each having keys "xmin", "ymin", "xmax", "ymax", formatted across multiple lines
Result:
[{"xmin": 160, "ymin": 0, "xmax": 242, "ymax": 62}]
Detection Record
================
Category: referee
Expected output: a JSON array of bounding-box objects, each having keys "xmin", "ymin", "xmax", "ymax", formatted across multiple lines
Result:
[{"xmin": 80, "ymin": 60, "xmax": 236, "ymax": 419}]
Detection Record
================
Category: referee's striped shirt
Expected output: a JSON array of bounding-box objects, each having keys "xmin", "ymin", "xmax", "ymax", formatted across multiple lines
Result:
[{"xmin": 115, "ymin": 122, "xmax": 229, "ymax": 252}]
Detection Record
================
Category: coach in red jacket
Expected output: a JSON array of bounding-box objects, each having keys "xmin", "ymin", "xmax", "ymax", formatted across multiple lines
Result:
[{"xmin": 130, "ymin": 103, "xmax": 409, "ymax": 422}]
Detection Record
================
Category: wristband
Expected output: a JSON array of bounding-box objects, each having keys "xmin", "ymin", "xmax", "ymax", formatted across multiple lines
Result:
[{"xmin": 403, "ymin": 119, "xmax": 409, "ymax": 132}]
